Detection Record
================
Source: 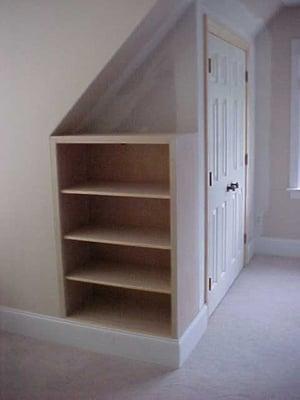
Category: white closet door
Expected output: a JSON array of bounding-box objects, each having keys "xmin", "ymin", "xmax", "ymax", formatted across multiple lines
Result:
[{"xmin": 207, "ymin": 33, "xmax": 246, "ymax": 315}]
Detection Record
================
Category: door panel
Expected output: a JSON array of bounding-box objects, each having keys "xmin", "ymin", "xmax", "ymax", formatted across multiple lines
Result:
[{"xmin": 207, "ymin": 34, "xmax": 246, "ymax": 315}]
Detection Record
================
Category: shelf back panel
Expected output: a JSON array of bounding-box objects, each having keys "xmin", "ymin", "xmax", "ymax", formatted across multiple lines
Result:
[{"xmin": 56, "ymin": 143, "xmax": 170, "ymax": 188}]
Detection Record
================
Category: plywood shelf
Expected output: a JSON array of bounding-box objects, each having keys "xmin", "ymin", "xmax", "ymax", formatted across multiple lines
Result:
[
  {"xmin": 61, "ymin": 181, "xmax": 170, "ymax": 199},
  {"xmin": 64, "ymin": 225, "xmax": 171, "ymax": 250},
  {"xmin": 66, "ymin": 261, "xmax": 171, "ymax": 294},
  {"xmin": 69, "ymin": 293, "xmax": 171, "ymax": 337}
]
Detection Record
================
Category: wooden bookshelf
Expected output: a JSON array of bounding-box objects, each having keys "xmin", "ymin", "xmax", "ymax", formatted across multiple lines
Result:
[
  {"xmin": 51, "ymin": 133, "xmax": 200, "ymax": 340},
  {"xmin": 66, "ymin": 260, "xmax": 170, "ymax": 294}
]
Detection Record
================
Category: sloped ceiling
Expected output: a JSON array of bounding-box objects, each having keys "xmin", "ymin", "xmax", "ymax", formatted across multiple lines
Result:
[
  {"xmin": 204, "ymin": 0, "xmax": 299, "ymax": 38},
  {"xmin": 282, "ymin": 0, "xmax": 300, "ymax": 5},
  {"xmin": 237, "ymin": 0, "xmax": 282, "ymax": 19},
  {"xmin": 236, "ymin": 0, "xmax": 283, "ymax": 32},
  {"xmin": 237, "ymin": 0, "xmax": 300, "ymax": 32},
  {"xmin": 200, "ymin": 0, "xmax": 283, "ymax": 39}
]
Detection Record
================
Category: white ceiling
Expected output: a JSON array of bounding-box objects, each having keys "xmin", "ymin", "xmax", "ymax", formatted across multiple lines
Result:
[
  {"xmin": 235, "ymin": 0, "xmax": 300, "ymax": 36},
  {"xmin": 237, "ymin": 0, "xmax": 282, "ymax": 20},
  {"xmin": 282, "ymin": 0, "xmax": 300, "ymax": 5},
  {"xmin": 200, "ymin": 0, "xmax": 299, "ymax": 39}
]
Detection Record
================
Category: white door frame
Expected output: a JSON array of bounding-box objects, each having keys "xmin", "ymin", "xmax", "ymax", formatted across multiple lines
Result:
[{"xmin": 204, "ymin": 16, "xmax": 250, "ymax": 304}]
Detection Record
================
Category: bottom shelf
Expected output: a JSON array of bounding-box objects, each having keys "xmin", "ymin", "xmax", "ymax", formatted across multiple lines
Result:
[{"xmin": 68, "ymin": 288, "xmax": 171, "ymax": 338}]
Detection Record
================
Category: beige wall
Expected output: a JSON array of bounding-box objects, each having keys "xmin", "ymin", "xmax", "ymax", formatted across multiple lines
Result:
[
  {"xmin": 0, "ymin": 0, "xmax": 160, "ymax": 315},
  {"xmin": 255, "ymin": 7, "xmax": 300, "ymax": 240}
]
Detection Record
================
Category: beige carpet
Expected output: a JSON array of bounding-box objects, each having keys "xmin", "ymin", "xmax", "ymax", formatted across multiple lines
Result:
[{"xmin": 1, "ymin": 255, "xmax": 300, "ymax": 400}]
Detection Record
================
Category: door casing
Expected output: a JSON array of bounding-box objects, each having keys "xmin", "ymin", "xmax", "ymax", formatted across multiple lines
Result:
[{"xmin": 204, "ymin": 16, "xmax": 250, "ymax": 305}]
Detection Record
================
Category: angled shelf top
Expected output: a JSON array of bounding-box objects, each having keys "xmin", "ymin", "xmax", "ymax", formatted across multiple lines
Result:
[
  {"xmin": 66, "ymin": 261, "xmax": 171, "ymax": 294},
  {"xmin": 64, "ymin": 225, "xmax": 171, "ymax": 250},
  {"xmin": 51, "ymin": 132, "xmax": 196, "ymax": 144}
]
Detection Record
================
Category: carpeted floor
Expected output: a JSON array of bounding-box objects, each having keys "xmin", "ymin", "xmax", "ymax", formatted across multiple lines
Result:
[{"xmin": 1, "ymin": 255, "xmax": 300, "ymax": 400}]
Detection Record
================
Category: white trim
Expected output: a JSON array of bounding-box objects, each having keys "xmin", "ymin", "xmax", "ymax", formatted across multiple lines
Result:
[
  {"xmin": 178, "ymin": 305, "xmax": 208, "ymax": 366},
  {"xmin": 0, "ymin": 305, "xmax": 208, "ymax": 368},
  {"xmin": 0, "ymin": 306, "xmax": 177, "ymax": 367},
  {"xmin": 290, "ymin": 192, "xmax": 300, "ymax": 199},
  {"xmin": 255, "ymin": 237, "xmax": 300, "ymax": 258},
  {"xmin": 287, "ymin": 187, "xmax": 300, "ymax": 199},
  {"xmin": 289, "ymin": 39, "xmax": 300, "ymax": 189},
  {"xmin": 246, "ymin": 238, "xmax": 255, "ymax": 264}
]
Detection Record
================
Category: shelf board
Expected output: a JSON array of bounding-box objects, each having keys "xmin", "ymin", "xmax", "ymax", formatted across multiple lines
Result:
[
  {"xmin": 61, "ymin": 181, "xmax": 170, "ymax": 199},
  {"xmin": 64, "ymin": 225, "xmax": 171, "ymax": 250},
  {"xmin": 66, "ymin": 261, "xmax": 171, "ymax": 294},
  {"xmin": 69, "ymin": 294, "xmax": 171, "ymax": 337}
]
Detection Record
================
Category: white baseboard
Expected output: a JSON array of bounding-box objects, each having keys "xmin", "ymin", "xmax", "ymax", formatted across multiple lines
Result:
[
  {"xmin": 0, "ymin": 305, "xmax": 208, "ymax": 368},
  {"xmin": 246, "ymin": 239, "xmax": 255, "ymax": 264},
  {"xmin": 255, "ymin": 237, "xmax": 300, "ymax": 258},
  {"xmin": 178, "ymin": 305, "xmax": 208, "ymax": 366}
]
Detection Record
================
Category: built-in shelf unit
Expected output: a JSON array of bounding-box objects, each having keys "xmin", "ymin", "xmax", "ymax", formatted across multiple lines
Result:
[{"xmin": 51, "ymin": 133, "xmax": 199, "ymax": 339}]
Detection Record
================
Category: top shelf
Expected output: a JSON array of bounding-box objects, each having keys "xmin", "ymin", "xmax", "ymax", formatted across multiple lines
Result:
[
  {"xmin": 51, "ymin": 132, "xmax": 196, "ymax": 144},
  {"xmin": 61, "ymin": 181, "xmax": 170, "ymax": 199}
]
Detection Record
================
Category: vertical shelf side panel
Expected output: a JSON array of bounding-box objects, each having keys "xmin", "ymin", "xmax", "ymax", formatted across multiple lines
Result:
[
  {"xmin": 170, "ymin": 141, "xmax": 178, "ymax": 338},
  {"xmin": 50, "ymin": 138, "xmax": 67, "ymax": 316},
  {"xmin": 172, "ymin": 134, "xmax": 201, "ymax": 338}
]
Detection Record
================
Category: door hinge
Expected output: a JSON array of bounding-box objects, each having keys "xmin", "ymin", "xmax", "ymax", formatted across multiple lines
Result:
[
  {"xmin": 245, "ymin": 70, "xmax": 249, "ymax": 83},
  {"xmin": 208, "ymin": 58, "xmax": 212, "ymax": 74},
  {"xmin": 245, "ymin": 153, "xmax": 249, "ymax": 166},
  {"xmin": 208, "ymin": 277, "xmax": 212, "ymax": 291},
  {"xmin": 244, "ymin": 233, "xmax": 247, "ymax": 244},
  {"xmin": 209, "ymin": 171, "xmax": 213, "ymax": 187}
]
